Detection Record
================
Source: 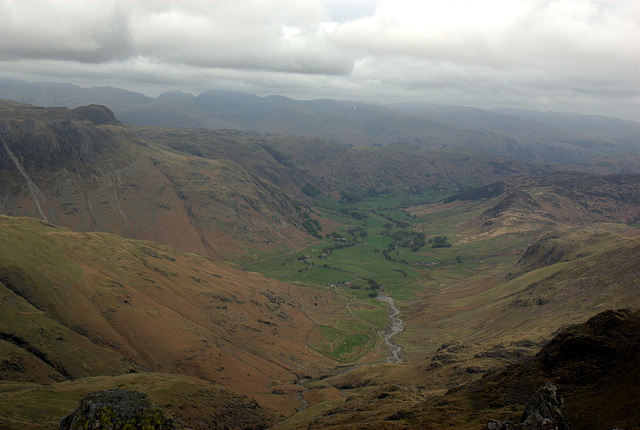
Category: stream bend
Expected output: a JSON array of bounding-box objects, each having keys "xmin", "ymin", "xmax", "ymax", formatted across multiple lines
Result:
[
  {"xmin": 294, "ymin": 293, "xmax": 405, "ymax": 411},
  {"xmin": 377, "ymin": 294, "xmax": 404, "ymax": 363}
]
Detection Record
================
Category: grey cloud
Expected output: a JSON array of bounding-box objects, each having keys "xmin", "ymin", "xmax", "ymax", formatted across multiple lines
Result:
[
  {"xmin": 0, "ymin": 2, "xmax": 354, "ymax": 75},
  {"xmin": 0, "ymin": 2, "xmax": 132, "ymax": 63},
  {"xmin": 125, "ymin": 3, "xmax": 354, "ymax": 75},
  {"xmin": 332, "ymin": 1, "xmax": 637, "ymax": 73},
  {"xmin": 333, "ymin": 1, "xmax": 638, "ymax": 110},
  {"xmin": 0, "ymin": 1, "xmax": 637, "ymax": 120}
]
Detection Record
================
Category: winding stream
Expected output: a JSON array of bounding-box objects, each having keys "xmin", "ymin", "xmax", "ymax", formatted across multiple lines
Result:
[
  {"xmin": 294, "ymin": 292, "xmax": 405, "ymax": 411},
  {"xmin": 377, "ymin": 294, "xmax": 404, "ymax": 363},
  {"xmin": 294, "ymin": 378, "xmax": 310, "ymax": 411}
]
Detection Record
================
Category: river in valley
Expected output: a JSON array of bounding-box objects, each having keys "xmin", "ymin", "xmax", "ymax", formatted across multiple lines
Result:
[
  {"xmin": 295, "ymin": 292, "xmax": 405, "ymax": 411},
  {"xmin": 377, "ymin": 294, "xmax": 404, "ymax": 363}
]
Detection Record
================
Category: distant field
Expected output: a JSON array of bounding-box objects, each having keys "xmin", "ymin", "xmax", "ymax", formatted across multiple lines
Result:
[{"xmin": 247, "ymin": 194, "xmax": 530, "ymax": 362}]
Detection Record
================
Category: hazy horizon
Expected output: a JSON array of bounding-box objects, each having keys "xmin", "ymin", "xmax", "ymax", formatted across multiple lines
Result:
[
  {"xmin": 1, "ymin": 1, "xmax": 638, "ymax": 121},
  {"xmin": 4, "ymin": 75, "xmax": 640, "ymax": 124}
]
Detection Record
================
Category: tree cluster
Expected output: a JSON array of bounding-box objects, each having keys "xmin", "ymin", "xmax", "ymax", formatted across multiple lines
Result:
[{"xmin": 431, "ymin": 235, "xmax": 451, "ymax": 248}]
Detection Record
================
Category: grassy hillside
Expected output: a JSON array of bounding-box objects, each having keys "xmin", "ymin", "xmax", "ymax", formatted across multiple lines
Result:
[
  {"xmin": 403, "ymin": 227, "xmax": 640, "ymax": 355},
  {"xmin": 1, "ymin": 183, "xmax": 637, "ymax": 428},
  {"xmin": 250, "ymin": 177, "xmax": 639, "ymax": 429},
  {"xmin": 0, "ymin": 216, "xmax": 338, "ymax": 418},
  {"xmin": 417, "ymin": 171, "xmax": 640, "ymax": 242},
  {"xmin": 267, "ymin": 222, "xmax": 639, "ymax": 429},
  {"xmin": 128, "ymin": 125, "xmax": 552, "ymax": 200},
  {"xmin": 288, "ymin": 308, "xmax": 640, "ymax": 430}
]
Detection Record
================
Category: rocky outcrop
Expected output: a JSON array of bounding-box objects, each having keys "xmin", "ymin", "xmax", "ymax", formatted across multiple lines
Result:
[
  {"xmin": 476, "ymin": 309, "xmax": 640, "ymax": 430},
  {"xmin": 59, "ymin": 389, "xmax": 172, "ymax": 430},
  {"xmin": 484, "ymin": 383, "xmax": 567, "ymax": 430},
  {"xmin": 537, "ymin": 309, "xmax": 640, "ymax": 386},
  {"xmin": 482, "ymin": 190, "xmax": 541, "ymax": 219},
  {"xmin": 485, "ymin": 420, "xmax": 516, "ymax": 430},
  {"xmin": 519, "ymin": 383, "xmax": 568, "ymax": 430},
  {"xmin": 426, "ymin": 341, "xmax": 471, "ymax": 369},
  {"xmin": 71, "ymin": 104, "xmax": 122, "ymax": 126}
]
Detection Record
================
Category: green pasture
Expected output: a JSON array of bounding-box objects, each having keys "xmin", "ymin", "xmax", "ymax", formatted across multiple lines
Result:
[
  {"xmin": 249, "ymin": 194, "xmax": 528, "ymax": 299},
  {"xmin": 311, "ymin": 318, "xmax": 378, "ymax": 362},
  {"xmin": 248, "ymin": 195, "xmax": 472, "ymax": 297},
  {"xmin": 246, "ymin": 194, "xmax": 534, "ymax": 362}
]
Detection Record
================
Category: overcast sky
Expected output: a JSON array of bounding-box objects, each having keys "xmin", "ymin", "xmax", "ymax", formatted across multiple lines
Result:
[{"xmin": 1, "ymin": 0, "xmax": 638, "ymax": 120}]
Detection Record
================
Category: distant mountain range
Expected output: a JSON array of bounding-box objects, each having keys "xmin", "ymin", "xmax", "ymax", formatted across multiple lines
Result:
[{"xmin": 1, "ymin": 78, "xmax": 638, "ymax": 167}]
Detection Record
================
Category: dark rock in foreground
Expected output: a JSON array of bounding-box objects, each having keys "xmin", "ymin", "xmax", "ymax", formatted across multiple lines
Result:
[
  {"xmin": 484, "ymin": 382, "xmax": 568, "ymax": 430},
  {"xmin": 519, "ymin": 383, "xmax": 568, "ymax": 430},
  {"xmin": 476, "ymin": 308, "xmax": 640, "ymax": 430},
  {"xmin": 60, "ymin": 389, "xmax": 172, "ymax": 430}
]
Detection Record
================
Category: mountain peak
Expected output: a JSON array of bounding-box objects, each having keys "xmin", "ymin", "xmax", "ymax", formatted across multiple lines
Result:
[
  {"xmin": 70, "ymin": 104, "xmax": 121, "ymax": 126},
  {"xmin": 157, "ymin": 90, "xmax": 195, "ymax": 101}
]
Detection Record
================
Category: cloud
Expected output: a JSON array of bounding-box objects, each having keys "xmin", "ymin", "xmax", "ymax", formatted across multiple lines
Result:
[
  {"xmin": 126, "ymin": 2, "xmax": 354, "ymax": 74},
  {"xmin": 335, "ymin": 1, "xmax": 637, "ymax": 79},
  {"xmin": 0, "ymin": 2, "xmax": 132, "ymax": 63},
  {"xmin": 0, "ymin": 1, "xmax": 354, "ymax": 74},
  {"xmin": 333, "ymin": 0, "xmax": 639, "ymax": 116},
  {"xmin": 0, "ymin": 0, "xmax": 637, "ymax": 119}
]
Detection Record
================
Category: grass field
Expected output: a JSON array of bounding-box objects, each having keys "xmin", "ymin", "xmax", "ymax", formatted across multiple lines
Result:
[{"xmin": 246, "ymin": 193, "xmax": 531, "ymax": 363}]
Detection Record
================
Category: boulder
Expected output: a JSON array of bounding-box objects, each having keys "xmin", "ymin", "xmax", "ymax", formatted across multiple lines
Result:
[
  {"xmin": 519, "ymin": 383, "xmax": 568, "ymax": 430},
  {"xmin": 485, "ymin": 419, "xmax": 516, "ymax": 430}
]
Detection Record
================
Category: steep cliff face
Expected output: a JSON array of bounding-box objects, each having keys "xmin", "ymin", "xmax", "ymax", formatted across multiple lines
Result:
[{"xmin": 0, "ymin": 116, "xmax": 120, "ymax": 173}]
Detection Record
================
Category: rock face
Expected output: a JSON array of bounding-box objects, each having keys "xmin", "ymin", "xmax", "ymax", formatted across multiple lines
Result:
[
  {"xmin": 519, "ymin": 383, "xmax": 568, "ymax": 430},
  {"xmin": 484, "ymin": 383, "xmax": 568, "ymax": 430},
  {"xmin": 427, "ymin": 341, "xmax": 471, "ymax": 369},
  {"xmin": 485, "ymin": 420, "xmax": 515, "ymax": 430},
  {"xmin": 59, "ymin": 389, "xmax": 173, "ymax": 430}
]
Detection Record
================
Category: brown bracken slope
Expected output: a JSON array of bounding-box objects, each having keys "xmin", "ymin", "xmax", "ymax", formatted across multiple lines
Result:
[{"xmin": 0, "ymin": 216, "xmax": 335, "ymax": 424}]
